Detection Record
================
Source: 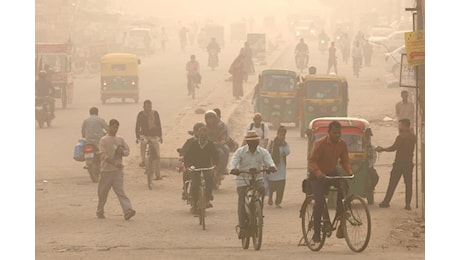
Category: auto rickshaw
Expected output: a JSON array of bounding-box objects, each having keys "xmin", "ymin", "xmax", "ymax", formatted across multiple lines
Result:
[
  {"xmin": 100, "ymin": 53, "xmax": 141, "ymax": 104},
  {"xmin": 254, "ymin": 69, "xmax": 300, "ymax": 129},
  {"xmin": 298, "ymin": 74, "xmax": 349, "ymax": 137},
  {"xmin": 306, "ymin": 117, "xmax": 376, "ymax": 205}
]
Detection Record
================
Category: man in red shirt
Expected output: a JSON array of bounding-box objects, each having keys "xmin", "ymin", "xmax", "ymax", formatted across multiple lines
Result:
[
  {"xmin": 376, "ymin": 118, "xmax": 416, "ymax": 210},
  {"xmin": 308, "ymin": 121, "xmax": 352, "ymax": 243}
]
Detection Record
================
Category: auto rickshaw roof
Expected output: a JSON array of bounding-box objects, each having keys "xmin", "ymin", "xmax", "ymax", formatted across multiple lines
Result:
[
  {"xmin": 303, "ymin": 74, "xmax": 347, "ymax": 81},
  {"xmin": 309, "ymin": 117, "xmax": 370, "ymax": 132},
  {"xmin": 261, "ymin": 69, "xmax": 297, "ymax": 77},
  {"xmin": 101, "ymin": 53, "xmax": 139, "ymax": 62}
]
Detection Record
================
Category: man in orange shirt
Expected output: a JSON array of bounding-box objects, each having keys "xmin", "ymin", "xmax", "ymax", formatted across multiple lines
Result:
[{"xmin": 308, "ymin": 121, "xmax": 352, "ymax": 243}]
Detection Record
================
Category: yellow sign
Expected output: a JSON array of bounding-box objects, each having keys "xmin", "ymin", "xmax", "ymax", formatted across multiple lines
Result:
[{"xmin": 404, "ymin": 30, "xmax": 425, "ymax": 66}]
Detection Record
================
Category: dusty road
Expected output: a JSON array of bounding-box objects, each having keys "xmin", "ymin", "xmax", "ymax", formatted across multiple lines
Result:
[{"xmin": 35, "ymin": 35, "xmax": 424, "ymax": 259}]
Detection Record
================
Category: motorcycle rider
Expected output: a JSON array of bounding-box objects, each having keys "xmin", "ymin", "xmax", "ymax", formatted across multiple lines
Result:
[
  {"xmin": 81, "ymin": 107, "xmax": 109, "ymax": 145},
  {"xmin": 35, "ymin": 70, "xmax": 55, "ymax": 118},
  {"xmin": 295, "ymin": 38, "xmax": 309, "ymax": 70},
  {"xmin": 318, "ymin": 29, "xmax": 330, "ymax": 51},
  {"xmin": 206, "ymin": 37, "xmax": 221, "ymax": 69},
  {"xmin": 204, "ymin": 110, "xmax": 230, "ymax": 187}
]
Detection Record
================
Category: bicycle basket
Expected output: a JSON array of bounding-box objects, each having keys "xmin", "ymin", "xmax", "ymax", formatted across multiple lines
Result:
[{"xmin": 302, "ymin": 178, "xmax": 312, "ymax": 195}]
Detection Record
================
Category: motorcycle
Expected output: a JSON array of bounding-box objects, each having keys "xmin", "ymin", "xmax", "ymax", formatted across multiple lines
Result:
[
  {"xmin": 319, "ymin": 39, "xmax": 328, "ymax": 54},
  {"xmin": 35, "ymin": 96, "xmax": 54, "ymax": 128},
  {"xmin": 83, "ymin": 140, "xmax": 100, "ymax": 183},
  {"xmin": 208, "ymin": 49, "xmax": 219, "ymax": 70},
  {"xmin": 295, "ymin": 51, "xmax": 309, "ymax": 72}
]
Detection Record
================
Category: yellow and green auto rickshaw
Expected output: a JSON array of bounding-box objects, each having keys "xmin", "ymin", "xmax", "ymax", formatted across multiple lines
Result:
[
  {"xmin": 299, "ymin": 74, "xmax": 349, "ymax": 137},
  {"xmin": 100, "ymin": 53, "xmax": 141, "ymax": 104},
  {"xmin": 307, "ymin": 117, "xmax": 378, "ymax": 205},
  {"xmin": 253, "ymin": 69, "xmax": 300, "ymax": 129}
]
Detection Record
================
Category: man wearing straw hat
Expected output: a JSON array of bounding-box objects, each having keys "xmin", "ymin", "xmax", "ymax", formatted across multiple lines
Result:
[{"xmin": 229, "ymin": 130, "xmax": 276, "ymax": 239}]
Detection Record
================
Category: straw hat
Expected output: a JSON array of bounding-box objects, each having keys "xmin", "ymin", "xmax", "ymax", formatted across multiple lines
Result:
[{"xmin": 244, "ymin": 130, "xmax": 260, "ymax": 141}]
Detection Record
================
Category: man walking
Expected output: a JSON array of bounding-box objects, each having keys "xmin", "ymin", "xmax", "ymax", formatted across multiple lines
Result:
[{"xmin": 97, "ymin": 119, "xmax": 136, "ymax": 220}]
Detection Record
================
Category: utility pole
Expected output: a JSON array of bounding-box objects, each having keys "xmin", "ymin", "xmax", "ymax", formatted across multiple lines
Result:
[{"xmin": 416, "ymin": 0, "xmax": 425, "ymax": 221}]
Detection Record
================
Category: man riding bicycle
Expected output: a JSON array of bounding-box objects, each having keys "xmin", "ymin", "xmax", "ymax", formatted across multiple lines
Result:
[
  {"xmin": 308, "ymin": 121, "xmax": 352, "ymax": 243},
  {"xmin": 183, "ymin": 124, "xmax": 219, "ymax": 214},
  {"xmin": 229, "ymin": 130, "xmax": 276, "ymax": 239},
  {"xmin": 185, "ymin": 54, "xmax": 200, "ymax": 96}
]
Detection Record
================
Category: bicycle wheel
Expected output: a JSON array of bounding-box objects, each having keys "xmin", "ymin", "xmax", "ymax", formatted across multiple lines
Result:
[
  {"xmin": 301, "ymin": 196, "xmax": 326, "ymax": 251},
  {"xmin": 198, "ymin": 186, "xmax": 206, "ymax": 230},
  {"xmin": 146, "ymin": 157, "xmax": 153, "ymax": 190},
  {"xmin": 343, "ymin": 195, "xmax": 371, "ymax": 252},
  {"xmin": 252, "ymin": 200, "xmax": 263, "ymax": 250}
]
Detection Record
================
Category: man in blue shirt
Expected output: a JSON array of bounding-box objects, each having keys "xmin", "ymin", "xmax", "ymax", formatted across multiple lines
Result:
[{"xmin": 229, "ymin": 130, "xmax": 276, "ymax": 239}]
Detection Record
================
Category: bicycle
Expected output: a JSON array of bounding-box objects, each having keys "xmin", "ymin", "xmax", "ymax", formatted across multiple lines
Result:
[
  {"xmin": 299, "ymin": 174, "xmax": 371, "ymax": 252},
  {"xmin": 231, "ymin": 167, "xmax": 275, "ymax": 251},
  {"xmin": 139, "ymin": 137, "xmax": 158, "ymax": 190},
  {"xmin": 187, "ymin": 74, "xmax": 200, "ymax": 100},
  {"xmin": 187, "ymin": 165, "xmax": 215, "ymax": 230}
]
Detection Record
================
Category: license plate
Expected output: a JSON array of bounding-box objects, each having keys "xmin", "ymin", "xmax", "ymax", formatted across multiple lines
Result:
[{"xmin": 84, "ymin": 153, "xmax": 94, "ymax": 159}]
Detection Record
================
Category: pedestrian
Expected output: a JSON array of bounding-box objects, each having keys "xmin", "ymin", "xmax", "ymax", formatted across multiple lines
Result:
[
  {"xmin": 308, "ymin": 121, "xmax": 352, "ymax": 243},
  {"xmin": 351, "ymin": 41, "xmax": 363, "ymax": 77},
  {"xmin": 242, "ymin": 112, "xmax": 270, "ymax": 149},
  {"xmin": 229, "ymin": 130, "xmax": 276, "ymax": 239},
  {"xmin": 183, "ymin": 124, "xmax": 219, "ymax": 213},
  {"xmin": 375, "ymin": 119, "xmax": 416, "ymax": 210},
  {"xmin": 395, "ymin": 90, "xmax": 415, "ymax": 132},
  {"xmin": 96, "ymin": 119, "xmax": 136, "ymax": 220},
  {"xmin": 363, "ymin": 41, "xmax": 373, "ymax": 67},
  {"xmin": 242, "ymin": 41, "xmax": 255, "ymax": 82},
  {"xmin": 340, "ymin": 33, "xmax": 350, "ymax": 64},
  {"xmin": 327, "ymin": 41, "xmax": 338, "ymax": 74},
  {"xmin": 252, "ymin": 74, "xmax": 262, "ymax": 112},
  {"xmin": 228, "ymin": 48, "xmax": 246, "ymax": 100},
  {"xmin": 135, "ymin": 100, "xmax": 163, "ymax": 180},
  {"xmin": 267, "ymin": 126, "xmax": 290, "ymax": 208}
]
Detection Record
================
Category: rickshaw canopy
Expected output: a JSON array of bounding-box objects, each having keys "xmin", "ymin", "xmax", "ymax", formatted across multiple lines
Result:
[
  {"xmin": 260, "ymin": 69, "xmax": 298, "ymax": 92},
  {"xmin": 101, "ymin": 53, "xmax": 140, "ymax": 76}
]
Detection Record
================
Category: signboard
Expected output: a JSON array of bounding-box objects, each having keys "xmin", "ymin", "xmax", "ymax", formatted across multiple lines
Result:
[
  {"xmin": 404, "ymin": 30, "xmax": 425, "ymax": 66},
  {"xmin": 400, "ymin": 53, "xmax": 417, "ymax": 87}
]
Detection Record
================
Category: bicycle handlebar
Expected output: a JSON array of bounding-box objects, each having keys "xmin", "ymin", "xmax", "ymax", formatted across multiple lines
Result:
[
  {"xmin": 187, "ymin": 166, "xmax": 216, "ymax": 172},
  {"xmin": 324, "ymin": 174, "xmax": 355, "ymax": 180},
  {"xmin": 230, "ymin": 168, "xmax": 276, "ymax": 176}
]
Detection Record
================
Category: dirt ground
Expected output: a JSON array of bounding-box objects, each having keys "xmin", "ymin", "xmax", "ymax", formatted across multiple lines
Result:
[{"xmin": 34, "ymin": 37, "xmax": 424, "ymax": 259}]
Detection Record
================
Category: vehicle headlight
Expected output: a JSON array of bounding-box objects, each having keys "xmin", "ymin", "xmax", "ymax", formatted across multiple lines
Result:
[
  {"xmin": 285, "ymin": 99, "xmax": 292, "ymax": 105},
  {"xmin": 307, "ymin": 106, "xmax": 314, "ymax": 112},
  {"xmin": 331, "ymin": 106, "xmax": 338, "ymax": 112},
  {"xmin": 263, "ymin": 98, "xmax": 269, "ymax": 104}
]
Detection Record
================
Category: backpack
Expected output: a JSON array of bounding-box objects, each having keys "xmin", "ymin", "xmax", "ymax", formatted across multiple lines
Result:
[{"xmin": 249, "ymin": 122, "xmax": 265, "ymax": 139}]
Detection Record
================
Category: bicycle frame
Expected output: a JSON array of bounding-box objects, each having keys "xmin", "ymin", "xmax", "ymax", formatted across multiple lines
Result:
[
  {"xmin": 233, "ymin": 168, "xmax": 275, "ymax": 250},
  {"xmin": 188, "ymin": 166, "xmax": 215, "ymax": 230}
]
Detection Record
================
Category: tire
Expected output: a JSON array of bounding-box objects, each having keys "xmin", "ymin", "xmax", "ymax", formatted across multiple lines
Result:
[
  {"xmin": 146, "ymin": 154, "xmax": 153, "ymax": 190},
  {"xmin": 37, "ymin": 118, "xmax": 44, "ymax": 128},
  {"xmin": 46, "ymin": 115, "xmax": 52, "ymax": 127},
  {"xmin": 367, "ymin": 191, "xmax": 374, "ymax": 205},
  {"xmin": 252, "ymin": 201, "xmax": 263, "ymax": 250},
  {"xmin": 87, "ymin": 163, "xmax": 99, "ymax": 183},
  {"xmin": 241, "ymin": 230, "xmax": 250, "ymax": 249},
  {"xmin": 301, "ymin": 196, "xmax": 326, "ymax": 251},
  {"xmin": 198, "ymin": 186, "xmax": 206, "ymax": 230},
  {"xmin": 343, "ymin": 195, "xmax": 371, "ymax": 253}
]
